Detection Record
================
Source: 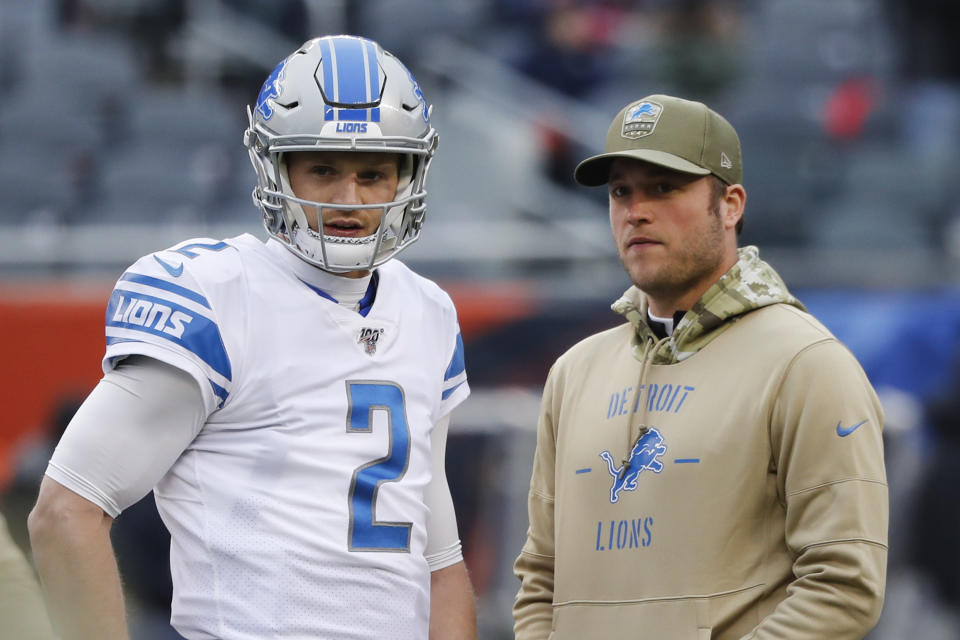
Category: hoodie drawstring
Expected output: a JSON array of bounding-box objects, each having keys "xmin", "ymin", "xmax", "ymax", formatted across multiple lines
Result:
[{"xmin": 621, "ymin": 334, "xmax": 670, "ymax": 476}]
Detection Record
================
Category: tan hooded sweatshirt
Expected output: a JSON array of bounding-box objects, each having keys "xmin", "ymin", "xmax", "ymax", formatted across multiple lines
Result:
[{"xmin": 514, "ymin": 246, "xmax": 888, "ymax": 639}]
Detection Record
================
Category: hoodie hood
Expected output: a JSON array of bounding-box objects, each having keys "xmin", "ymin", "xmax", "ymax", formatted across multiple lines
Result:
[{"xmin": 611, "ymin": 245, "xmax": 806, "ymax": 365}]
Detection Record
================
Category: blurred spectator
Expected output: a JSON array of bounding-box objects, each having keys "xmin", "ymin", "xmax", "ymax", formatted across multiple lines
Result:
[
  {"xmin": 446, "ymin": 433, "xmax": 498, "ymax": 596},
  {"xmin": 191, "ymin": 143, "xmax": 237, "ymax": 212},
  {"xmin": 3, "ymin": 395, "xmax": 82, "ymax": 552},
  {"xmin": 822, "ymin": 76, "xmax": 878, "ymax": 142},
  {"xmin": 54, "ymin": 0, "xmax": 100, "ymax": 32},
  {"xmin": 536, "ymin": 123, "xmax": 581, "ymax": 190},
  {"xmin": 111, "ymin": 494, "xmax": 179, "ymax": 640},
  {"xmin": 222, "ymin": 0, "xmax": 310, "ymax": 43},
  {"xmin": 648, "ymin": 0, "xmax": 744, "ymax": 101},
  {"xmin": 882, "ymin": 0, "xmax": 960, "ymax": 256},
  {"xmin": 909, "ymin": 389, "xmax": 960, "ymax": 610},
  {"xmin": 97, "ymin": 93, "xmax": 131, "ymax": 148},
  {"xmin": 129, "ymin": 0, "xmax": 188, "ymax": 83},
  {"xmin": 65, "ymin": 149, "xmax": 101, "ymax": 220},
  {"xmin": 884, "ymin": 0, "xmax": 960, "ymax": 162},
  {"xmin": 506, "ymin": 2, "xmax": 628, "ymax": 190},
  {"xmin": 0, "ymin": 513, "xmax": 55, "ymax": 640},
  {"xmin": 4, "ymin": 395, "xmax": 179, "ymax": 639},
  {"xmin": 212, "ymin": 0, "xmax": 312, "ymax": 98},
  {"xmin": 513, "ymin": 2, "xmax": 623, "ymax": 99},
  {"xmin": 53, "ymin": 0, "xmax": 188, "ymax": 82}
]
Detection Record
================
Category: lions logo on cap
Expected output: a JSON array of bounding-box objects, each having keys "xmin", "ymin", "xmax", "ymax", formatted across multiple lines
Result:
[{"xmin": 622, "ymin": 100, "xmax": 663, "ymax": 139}]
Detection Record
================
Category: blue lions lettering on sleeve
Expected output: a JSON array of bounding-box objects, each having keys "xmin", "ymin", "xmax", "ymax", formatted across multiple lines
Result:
[{"xmin": 105, "ymin": 269, "xmax": 232, "ymax": 405}]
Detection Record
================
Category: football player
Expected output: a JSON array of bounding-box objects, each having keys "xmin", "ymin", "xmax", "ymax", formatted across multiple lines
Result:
[{"xmin": 28, "ymin": 35, "xmax": 477, "ymax": 640}]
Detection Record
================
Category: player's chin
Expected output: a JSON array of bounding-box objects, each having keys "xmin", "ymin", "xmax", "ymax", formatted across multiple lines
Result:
[{"xmin": 626, "ymin": 265, "xmax": 667, "ymax": 291}]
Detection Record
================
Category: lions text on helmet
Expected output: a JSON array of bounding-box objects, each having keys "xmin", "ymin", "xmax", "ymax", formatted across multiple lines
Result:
[{"xmin": 245, "ymin": 35, "xmax": 438, "ymax": 274}]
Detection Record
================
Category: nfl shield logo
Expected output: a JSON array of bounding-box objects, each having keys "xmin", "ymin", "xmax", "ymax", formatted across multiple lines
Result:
[
  {"xmin": 622, "ymin": 100, "xmax": 663, "ymax": 139},
  {"xmin": 357, "ymin": 327, "xmax": 384, "ymax": 355}
]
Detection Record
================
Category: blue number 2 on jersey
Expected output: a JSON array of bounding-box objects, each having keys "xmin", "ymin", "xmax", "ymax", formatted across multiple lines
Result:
[{"xmin": 345, "ymin": 381, "xmax": 412, "ymax": 552}]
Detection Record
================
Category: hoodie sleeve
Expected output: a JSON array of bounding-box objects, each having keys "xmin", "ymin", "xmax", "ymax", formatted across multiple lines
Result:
[
  {"xmin": 513, "ymin": 364, "xmax": 561, "ymax": 640},
  {"xmin": 751, "ymin": 339, "xmax": 888, "ymax": 639}
]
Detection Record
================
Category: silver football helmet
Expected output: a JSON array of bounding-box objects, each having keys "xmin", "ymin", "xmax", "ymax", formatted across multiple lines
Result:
[{"xmin": 244, "ymin": 35, "xmax": 438, "ymax": 272}]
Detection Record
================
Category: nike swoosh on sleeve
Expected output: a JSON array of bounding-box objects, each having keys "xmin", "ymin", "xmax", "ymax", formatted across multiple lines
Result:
[
  {"xmin": 154, "ymin": 255, "xmax": 184, "ymax": 277},
  {"xmin": 836, "ymin": 419, "xmax": 868, "ymax": 437}
]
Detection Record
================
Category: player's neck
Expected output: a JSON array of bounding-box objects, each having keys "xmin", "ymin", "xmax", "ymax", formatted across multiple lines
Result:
[{"xmin": 268, "ymin": 239, "xmax": 373, "ymax": 309}]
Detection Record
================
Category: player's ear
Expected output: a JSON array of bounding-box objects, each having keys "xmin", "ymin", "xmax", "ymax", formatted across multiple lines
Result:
[{"xmin": 720, "ymin": 183, "xmax": 745, "ymax": 232}]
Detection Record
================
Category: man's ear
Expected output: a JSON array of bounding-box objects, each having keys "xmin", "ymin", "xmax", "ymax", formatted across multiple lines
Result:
[{"xmin": 722, "ymin": 183, "xmax": 746, "ymax": 232}]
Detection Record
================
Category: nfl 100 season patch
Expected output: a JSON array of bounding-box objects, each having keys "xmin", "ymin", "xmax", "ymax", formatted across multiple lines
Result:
[
  {"xmin": 357, "ymin": 327, "xmax": 385, "ymax": 355},
  {"xmin": 622, "ymin": 100, "xmax": 663, "ymax": 139}
]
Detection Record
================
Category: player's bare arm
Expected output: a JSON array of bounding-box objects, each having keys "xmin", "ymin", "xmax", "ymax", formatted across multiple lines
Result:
[
  {"xmin": 30, "ymin": 357, "xmax": 205, "ymax": 639},
  {"xmin": 29, "ymin": 477, "xmax": 128, "ymax": 640},
  {"xmin": 430, "ymin": 561, "xmax": 477, "ymax": 640}
]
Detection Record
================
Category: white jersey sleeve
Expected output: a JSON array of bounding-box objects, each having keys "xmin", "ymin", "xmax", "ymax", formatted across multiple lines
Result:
[
  {"xmin": 46, "ymin": 356, "xmax": 206, "ymax": 517},
  {"xmin": 439, "ymin": 331, "xmax": 469, "ymax": 418},
  {"xmin": 103, "ymin": 238, "xmax": 241, "ymax": 415}
]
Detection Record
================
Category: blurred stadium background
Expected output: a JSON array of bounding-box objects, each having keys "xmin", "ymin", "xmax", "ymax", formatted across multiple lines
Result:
[{"xmin": 1, "ymin": 0, "xmax": 959, "ymax": 638}]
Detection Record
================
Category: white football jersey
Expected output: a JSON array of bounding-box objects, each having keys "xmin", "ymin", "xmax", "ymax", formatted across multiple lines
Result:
[{"xmin": 102, "ymin": 234, "xmax": 469, "ymax": 640}]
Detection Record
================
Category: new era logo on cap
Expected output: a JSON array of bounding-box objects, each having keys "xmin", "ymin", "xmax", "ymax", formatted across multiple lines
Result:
[{"xmin": 720, "ymin": 151, "xmax": 733, "ymax": 169}]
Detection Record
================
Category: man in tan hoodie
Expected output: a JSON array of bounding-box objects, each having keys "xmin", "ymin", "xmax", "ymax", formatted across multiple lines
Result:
[
  {"xmin": 513, "ymin": 94, "xmax": 887, "ymax": 639},
  {"xmin": 0, "ymin": 513, "xmax": 55, "ymax": 640}
]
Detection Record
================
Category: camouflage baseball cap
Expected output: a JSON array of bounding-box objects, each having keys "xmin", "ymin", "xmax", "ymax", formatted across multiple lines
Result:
[{"xmin": 574, "ymin": 94, "xmax": 742, "ymax": 187}]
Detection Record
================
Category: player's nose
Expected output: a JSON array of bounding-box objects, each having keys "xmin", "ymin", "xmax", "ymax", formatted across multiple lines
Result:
[
  {"xmin": 328, "ymin": 176, "xmax": 363, "ymax": 205},
  {"xmin": 624, "ymin": 198, "xmax": 654, "ymax": 224}
]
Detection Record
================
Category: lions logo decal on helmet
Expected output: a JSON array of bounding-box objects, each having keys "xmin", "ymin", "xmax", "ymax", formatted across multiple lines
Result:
[
  {"xmin": 399, "ymin": 62, "xmax": 429, "ymax": 124},
  {"xmin": 255, "ymin": 61, "xmax": 286, "ymax": 121}
]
